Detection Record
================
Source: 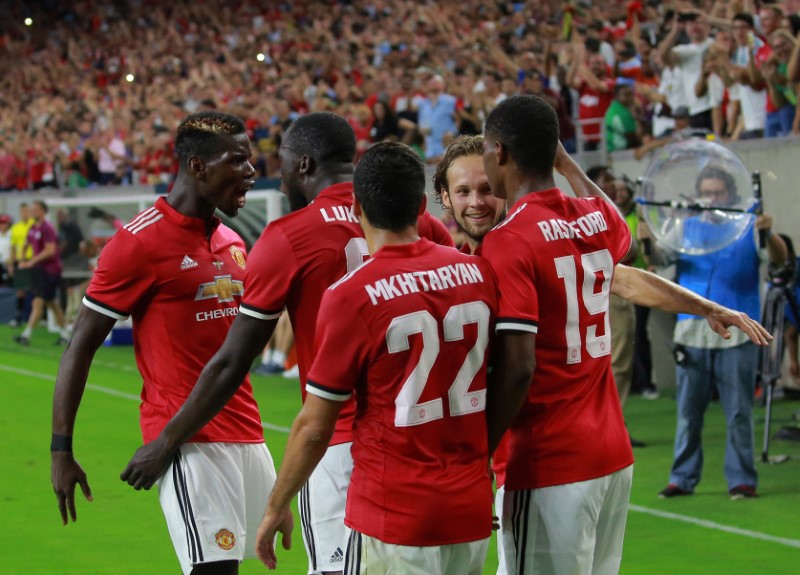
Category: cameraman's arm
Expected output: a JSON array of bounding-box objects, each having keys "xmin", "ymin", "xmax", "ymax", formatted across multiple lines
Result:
[
  {"xmin": 637, "ymin": 218, "xmax": 677, "ymax": 267},
  {"xmin": 756, "ymin": 214, "xmax": 788, "ymax": 265}
]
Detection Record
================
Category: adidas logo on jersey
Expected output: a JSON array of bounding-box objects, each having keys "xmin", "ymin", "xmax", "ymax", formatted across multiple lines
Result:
[
  {"xmin": 180, "ymin": 255, "xmax": 198, "ymax": 270},
  {"xmin": 330, "ymin": 547, "xmax": 344, "ymax": 563}
]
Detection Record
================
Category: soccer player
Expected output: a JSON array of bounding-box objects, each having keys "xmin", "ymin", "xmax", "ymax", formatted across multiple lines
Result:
[
  {"xmin": 51, "ymin": 111, "xmax": 277, "ymax": 575},
  {"xmin": 480, "ymin": 95, "xmax": 771, "ymax": 575},
  {"xmin": 433, "ymin": 135, "xmax": 506, "ymax": 255},
  {"xmin": 119, "ymin": 112, "xmax": 453, "ymax": 575},
  {"xmin": 255, "ymin": 141, "xmax": 498, "ymax": 574}
]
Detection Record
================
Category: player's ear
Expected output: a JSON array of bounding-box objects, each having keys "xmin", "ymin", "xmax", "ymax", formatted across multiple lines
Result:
[
  {"xmin": 188, "ymin": 156, "xmax": 205, "ymax": 181},
  {"xmin": 441, "ymin": 188, "xmax": 452, "ymax": 211},
  {"xmin": 298, "ymin": 155, "xmax": 314, "ymax": 176},
  {"xmin": 495, "ymin": 141, "xmax": 510, "ymax": 167},
  {"xmin": 418, "ymin": 193, "xmax": 427, "ymax": 216}
]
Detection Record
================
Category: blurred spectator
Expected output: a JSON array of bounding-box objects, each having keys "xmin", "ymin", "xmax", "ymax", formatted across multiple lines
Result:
[
  {"xmin": 605, "ymin": 82, "xmax": 641, "ymax": 152},
  {"xmin": 97, "ymin": 130, "xmax": 128, "ymax": 185},
  {"xmin": 371, "ymin": 100, "xmax": 401, "ymax": 142},
  {"xmin": 417, "ymin": 74, "xmax": 457, "ymax": 162},
  {"xmin": 728, "ymin": 13, "xmax": 767, "ymax": 140},
  {"xmin": 763, "ymin": 30, "xmax": 798, "ymax": 137},
  {"xmin": 658, "ymin": 12, "xmax": 716, "ymax": 131},
  {"xmin": 568, "ymin": 47, "xmax": 615, "ymax": 150}
]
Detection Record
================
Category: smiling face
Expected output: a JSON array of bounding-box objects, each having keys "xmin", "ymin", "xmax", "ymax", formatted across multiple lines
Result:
[
  {"xmin": 443, "ymin": 154, "xmax": 505, "ymax": 247},
  {"xmin": 200, "ymin": 132, "xmax": 255, "ymax": 218}
]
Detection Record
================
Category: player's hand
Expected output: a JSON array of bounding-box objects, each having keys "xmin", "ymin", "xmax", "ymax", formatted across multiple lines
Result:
[
  {"xmin": 51, "ymin": 451, "xmax": 93, "ymax": 525},
  {"xmin": 255, "ymin": 506, "xmax": 294, "ymax": 569},
  {"xmin": 119, "ymin": 437, "xmax": 174, "ymax": 491},
  {"xmin": 705, "ymin": 305, "xmax": 772, "ymax": 346},
  {"xmin": 19, "ymin": 260, "xmax": 32, "ymax": 269}
]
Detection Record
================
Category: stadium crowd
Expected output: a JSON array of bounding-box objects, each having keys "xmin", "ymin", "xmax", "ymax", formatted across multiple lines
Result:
[{"xmin": 2, "ymin": 0, "xmax": 800, "ymax": 191}]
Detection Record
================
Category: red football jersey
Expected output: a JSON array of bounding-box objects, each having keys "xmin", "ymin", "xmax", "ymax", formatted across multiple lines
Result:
[
  {"xmin": 240, "ymin": 182, "xmax": 453, "ymax": 446},
  {"xmin": 480, "ymin": 188, "xmax": 633, "ymax": 490},
  {"xmin": 84, "ymin": 198, "xmax": 263, "ymax": 444},
  {"xmin": 307, "ymin": 239, "xmax": 497, "ymax": 546}
]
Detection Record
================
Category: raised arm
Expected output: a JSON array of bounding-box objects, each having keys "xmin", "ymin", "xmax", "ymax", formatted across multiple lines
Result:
[{"xmin": 119, "ymin": 313, "xmax": 278, "ymax": 490}]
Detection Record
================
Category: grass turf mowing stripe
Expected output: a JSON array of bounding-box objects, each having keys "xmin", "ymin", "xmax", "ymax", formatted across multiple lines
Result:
[
  {"xmin": 629, "ymin": 504, "xmax": 800, "ymax": 549},
  {"xmin": 0, "ymin": 362, "xmax": 292, "ymax": 433}
]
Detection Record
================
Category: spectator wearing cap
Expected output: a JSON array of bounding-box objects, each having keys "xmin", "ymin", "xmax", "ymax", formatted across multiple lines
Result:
[{"xmin": 634, "ymin": 105, "xmax": 692, "ymax": 160}]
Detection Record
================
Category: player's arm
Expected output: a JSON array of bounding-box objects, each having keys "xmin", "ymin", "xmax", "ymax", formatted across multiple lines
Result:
[
  {"xmin": 120, "ymin": 312, "xmax": 277, "ymax": 490},
  {"xmin": 256, "ymin": 394, "xmax": 344, "ymax": 569},
  {"xmin": 51, "ymin": 305, "xmax": 118, "ymax": 524},
  {"xmin": 611, "ymin": 264, "xmax": 771, "ymax": 345},
  {"xmin": 487, "ymin": 332, "xmax": 536, "ymax": 455},
  {"xmin": 553, "ymin": 142, "xmax": 637, "ymax": 263}
]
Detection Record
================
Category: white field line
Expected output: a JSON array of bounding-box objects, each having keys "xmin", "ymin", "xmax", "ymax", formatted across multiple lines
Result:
[
  {"xmin": 626, "ymin": 505, "xmax": 800, "ymax": 549},
  {"xmin": 0, "ymin": 363, "xmax": 291, "ymax": 434},
  {"xmin": 4, "ymin": 362, "xmax": 800, "ymax": 548}
]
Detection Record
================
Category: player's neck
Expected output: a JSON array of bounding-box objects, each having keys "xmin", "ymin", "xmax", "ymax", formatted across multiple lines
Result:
[
  {"xmin": 166, "ymin": 180, "xmax": 217, "ymax": 224},
  {"xmin": 507, "ymin": 172, "xmax": 557, "ymax": 206},
  {"xmin": 364, "ymin": 226, "xmax": 420, "ymax": 255},
  {"xmin": 307, "ymin": 172, "xmax": 353, "ymax": 202}
]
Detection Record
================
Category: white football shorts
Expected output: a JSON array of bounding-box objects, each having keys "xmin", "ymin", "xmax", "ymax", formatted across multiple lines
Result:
[
  {"xmin": 157, "ymin": 442, "xmax": 276, "ymax": 575},
  {"xmin": 500, "ymin": 465, "xmax": 633, "ymax": 575},
  {"xmin": 343, "ymin": 530, "xmax": 489, "ymax": 575},
  {"xmin": 299, "ymin": 441, "xmax": 353, "ymax": 574}
]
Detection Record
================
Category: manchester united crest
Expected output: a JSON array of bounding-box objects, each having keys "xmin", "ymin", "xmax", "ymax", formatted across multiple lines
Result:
[
  {"xmin": 215, "ymin": 528, "xmax": 236, "ymax": 550},
  {"xmin": 230, "ymin": 246, "xmax": 246, "ymax": 270}
]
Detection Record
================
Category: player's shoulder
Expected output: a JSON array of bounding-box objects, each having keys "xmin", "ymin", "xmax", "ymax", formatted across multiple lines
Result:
[{"xmin": 119, "ymin": 205, "xmax": 167, "ymax": 241}]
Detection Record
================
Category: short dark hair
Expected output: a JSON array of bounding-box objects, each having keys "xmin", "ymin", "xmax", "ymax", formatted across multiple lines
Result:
[
  {"xmin": 282, "ymin": 112, "xmax": 356, "ymax": 165},
  {"xmin": 733, "ymin": 12, "xmax": 755, "ymax": 29},
  {"xmin": 174, "ymin": 111, "xmax": 246, "ymax": 162},
  {"xmin": 33, "ymin": 199, "xmax": 48, "ymax": 213},
  {"xmin": 586, "ymin": 165, "xmax": 611, "ymax": 184},
  {"xmin": 354, "ymin": 142, "xmax": 425, "ymax": 232},
  {"xmin": 696, "ymin": 164, "xmax": 738, "ymax": 197},
  {"xmin": 484, "ymin": 94, "xmax": 559, "ymax": 177},
  {"xmin": 432, "ymin": 135, "xmax": 483, "ymax": 204}
]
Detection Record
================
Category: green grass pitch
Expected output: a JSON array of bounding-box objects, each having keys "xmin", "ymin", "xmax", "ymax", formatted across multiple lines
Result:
[{"xmin": 1, "ymin": 324, "xmax": 799, "ymax": 574}]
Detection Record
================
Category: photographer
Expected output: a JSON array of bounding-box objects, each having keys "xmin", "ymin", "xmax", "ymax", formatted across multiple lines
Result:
[{"xmin": 642, "ymin": 165, "xmax": 787, "ymax": 500}]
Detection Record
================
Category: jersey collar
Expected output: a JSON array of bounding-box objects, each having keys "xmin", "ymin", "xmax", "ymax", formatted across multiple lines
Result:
[
  {"xmin": 313, "ymin": 182, "xmax": 354, "ymax": 203},
  {"xmin": 508, "ymin": 187, "xmax": 564, "ymax": 213},
  {"xmin": 155, "ymin": 197, "xmax": 221, "ymax": 235},
  {"xmin": 372, "ymin": 237, "xmax": 435, "ymax": 259}
]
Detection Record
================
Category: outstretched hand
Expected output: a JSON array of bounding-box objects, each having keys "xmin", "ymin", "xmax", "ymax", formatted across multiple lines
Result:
[
  {"xmin": 119, "ymin": 437, "xmax": 174, "ymax": 491},
  {"xmin": 705, "ymin": 305, "xmax": 772, "ymax": 346},
  {"xmin": 51, "ymin": 452, "xmax": 93, "ymax": 525},
  {"xmin": 255, "ymin": 506, "xmax": 294, "ymax": 569}
]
